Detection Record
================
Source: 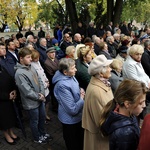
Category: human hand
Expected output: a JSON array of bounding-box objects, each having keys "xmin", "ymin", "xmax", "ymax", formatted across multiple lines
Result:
[
  {"xmin": 38, "ymin": 93, "xmax": 46, "ymax": 102},
  {"xmin": 80, "ymin": 88, "xmax": 85, "ymax": 99},
  {"xmin": 9, "ymin": 90, "xmax": 17, "ymax": 100},
  {"xmin": 46, "ymin": 81, "xmax": 50, "ymax": 88}
]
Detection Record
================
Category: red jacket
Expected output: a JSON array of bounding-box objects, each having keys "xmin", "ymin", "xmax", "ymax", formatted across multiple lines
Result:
[{"xmin": 138, "ymin": 114, "xmax": 150, "ymax": 150}]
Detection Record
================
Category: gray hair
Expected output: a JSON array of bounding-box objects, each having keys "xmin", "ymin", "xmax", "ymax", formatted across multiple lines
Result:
[
  {"xmin": 106, "ymin": 36, "xmax": 113, "ymax": 42},
  {"xmin": 59, "ymin": 58, "xmax": 75, "ymax": 73},
  {"xmin": 94, "ymin": 66, "xmax": 109, "ymax": 77},
  {"xmin": 26, "ymin": 35, "xmax": 33, "ymax": 42},
  {"xmin": 144, "ymin": 39, "xmax": 150, "ymax": 48},
  {"xmin": 113, "ymin": 33, "xmax": 120, "ymax": 38}
]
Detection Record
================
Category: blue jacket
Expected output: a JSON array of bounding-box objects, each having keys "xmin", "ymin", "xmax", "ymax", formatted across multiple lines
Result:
[
  {"xmin": 52, "ymin": 70, "xmax": 84, "ymax": 124},
  {"xmin": 102, "ymin": 111, "xmax": 140, "ymax": 150}
]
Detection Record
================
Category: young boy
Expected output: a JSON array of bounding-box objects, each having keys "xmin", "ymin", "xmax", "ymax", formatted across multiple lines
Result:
[{"xmin": 15, "ymin": 47, "xmax": 52, "ymax": 144}]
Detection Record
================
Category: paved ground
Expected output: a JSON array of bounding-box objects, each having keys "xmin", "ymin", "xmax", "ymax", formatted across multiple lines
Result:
[{"xmin": 0, "ymin": 107, "xmax": 67, "ymax": 150}]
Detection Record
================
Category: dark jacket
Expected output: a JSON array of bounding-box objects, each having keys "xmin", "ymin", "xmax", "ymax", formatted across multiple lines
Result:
[
  {"xmin": 94, "ymin": 43, "xmax": 101, "ymax": 55},
  {"xmin": 75, "ymin": 59, "xmax": 91, "ymax": 91},
  {"xmin": 87, "ymin": 26, "xmax": 95, "ymax": 38},
  {"xmin": 99, "ymin": 50, "xmax": 112, "ymax": 60},
  {"xmin": 102, "ymin": 111, "xmax": 140, "ymax": 150},
  {"xmin": 37, "ymin": 45, "xmax": 47, "ymax": 66},
  {"xmin": 60, "ymin": 41, "xmax": 73, "ymax": 54},
  {"xmin": 107, "ymin": 42, "xmax": 116, "ymax": 58},
  {"xmin": 141, "ymin": 49, "xmax": 150, "ymax": 77},
  {"xmin": 2, "ymin": 52, "xmax": 18, "ymax": 77},
  {"xmin": 38, "ymin": 30, "xmax": 45, "ymax": 38},
  {"xmin": 44, "ymin": 57, "xmax": 59, "ymax": 83}
]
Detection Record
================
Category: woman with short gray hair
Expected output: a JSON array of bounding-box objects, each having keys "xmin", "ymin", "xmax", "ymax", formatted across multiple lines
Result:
[
  {"xmin": 82, "ymin": 54, "xmax": 113, "ymax": 150},
  {"xmin": 52, "ymin": 58, "xmax": 85, "ymax": 150}
]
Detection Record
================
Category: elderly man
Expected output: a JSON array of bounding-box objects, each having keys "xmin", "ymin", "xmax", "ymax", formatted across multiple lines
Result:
[
  {"xmin": 26, "ymin": 35, "xmax": 37, "ymax": 49},
  {"xmin": 73, "ymin": 33, "xmax": 82, "ymax": 47},
  {"xmin": 44, "ymin": 47, "xmax": 59, "ymax": 112},
  {"xmin": 60, "ymin": 33, "xmax": 73, "ymax": 55},
  {"xmin": 37, "ymin": 38, "xmax": 47, "ymax": 66},
  {"xmin": 106, "ymin": 36, "xmax": 116, "ymax": 58}
]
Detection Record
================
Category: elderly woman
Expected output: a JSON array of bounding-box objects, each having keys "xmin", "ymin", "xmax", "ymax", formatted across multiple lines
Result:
[
  {"xmin": 82, "ymin": 55, "xmax": 113, "ymax": 150},
  {"xmin": 75, "ymin": 45, "xmax": 92, "ymax": 91},
  {"xmin": 65, "ymin": 45, "xmax": 75, "ymax": 59},
  {"xmin": 109, "ymin": 59, "xmax": 123, "ymax": 93},
  {"xmin": 99, "ymin": 42, "xmax": 112, "ymax": 60},
  {"xmin": 52, "ymin": 58, "xmax": 85, "ymax": 150},
  {"xmin": 123, "ymin": 44, "xmax": 150, "ymax": 89}
]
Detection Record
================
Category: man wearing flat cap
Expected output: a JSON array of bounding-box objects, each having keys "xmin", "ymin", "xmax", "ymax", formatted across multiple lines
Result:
[{"xmin": 44, "ymin": 47, "xmax": 59, "ymax": 112}]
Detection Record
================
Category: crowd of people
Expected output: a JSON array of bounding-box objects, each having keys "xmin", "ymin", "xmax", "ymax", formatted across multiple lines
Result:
[{"xmin": 0, "ymin": 21, "xmax": 150, "ymax": 149}]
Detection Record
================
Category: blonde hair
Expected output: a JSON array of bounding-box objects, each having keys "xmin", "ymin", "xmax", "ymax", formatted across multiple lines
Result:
[
  {"xmin": 110, "ymin": 59, "xmax": 123, "ymax": 70},
  {"xmin": 77, "ymin": 45, "xmax": 91, "ymax": 61},
  {"xmin": 66, "ymin": 46, "xmax": 75, "ymax": 55},
  {"xmin": 128, "ymin": 44, "xmax": 144, "ymax": 56},
  {"xmin": 99, "ymin": 79, "xmax": 147, "ymax": 136}
]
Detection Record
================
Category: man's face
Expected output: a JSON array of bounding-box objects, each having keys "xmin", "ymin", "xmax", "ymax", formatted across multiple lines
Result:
[
  {"xmin": 48, "ymin": 52, "xmax": 56, "ymax": 59},
  {"xmin": 14, "ymin": 40, "xmax": 20, "ymax": 48},
  {"xmin": 8, "ymin": 42, "xmax": 15, "ymax": 51},
  {"xmin": 40, "ymin": 39, "xmax": 47, "ymax": 47},
  {"xmin": 0, "ymin": 45, "xmax": 6, "ymax": 56},
  {"xmin": 20, "ymin": 54, "xmax": 32, "ymax": 66}
]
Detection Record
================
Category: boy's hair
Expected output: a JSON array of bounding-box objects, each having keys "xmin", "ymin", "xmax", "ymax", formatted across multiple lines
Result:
[{"xmin": 18, "ymin": 47, "xmax": 32, "ymax": 59}]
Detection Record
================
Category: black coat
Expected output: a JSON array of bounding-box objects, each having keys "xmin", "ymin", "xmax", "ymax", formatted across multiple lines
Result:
[
  {"xmin": 0, "ymin": 65, "xmax": 16, "ymax": 130},
  {"xmin": 141, "ymin": 49, "xmax": 150, "ymax": 77},
  {"xmin": 102, "ymin": 111, "xmax": 140, "ymax": 150}
]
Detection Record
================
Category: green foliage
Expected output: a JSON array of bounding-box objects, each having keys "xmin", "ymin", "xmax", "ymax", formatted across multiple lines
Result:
[
  {"xmin": 37, "ymin": 0, "xmax": 66, "ymax": 28},
  {"xmin": 122, "ymin": 0, "xmax": 150, "ymax": 24}
]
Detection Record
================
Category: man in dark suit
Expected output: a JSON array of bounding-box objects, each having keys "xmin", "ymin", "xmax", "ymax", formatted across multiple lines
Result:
[
  {"xmin": 105, "ymin": 21, "xmax": 114, "ymax": 35},
  {"xmin": 141, "ymin": 40, "xmax": 150, "ymax": 77},
  {"xmin": 6, "ymin": 40, "xmax": 19, "ymax": 77}
]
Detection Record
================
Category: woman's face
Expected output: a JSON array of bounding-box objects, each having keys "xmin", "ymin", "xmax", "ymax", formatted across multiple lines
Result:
[
  {"xmin": 84, "ymin": 50, "xmax": 92, "ymax": 63},
  {"xmin": 131, "ymin": 52, "xmax": 143, "ymax": 62},
  {"xmin": 66, "ymin": 65, "xmax": 77, "ymax": 77},
  {"xmin": 69, "ymin": 49, "xmax": 75, "ymax": 58},
  {"xmin": 116, "ymin": 64, "xmax": 123, "ymax": 73},
  {"xmin": 131, "ymin": 94, "xmax": 146, "ymax": 116},
  {"xmin": 104, "ymin": 43, "xmax": 108, "ymax": 50},
  {"xmin": 101, "ymin": 66, "xmax": 112, "ymax": 79}
]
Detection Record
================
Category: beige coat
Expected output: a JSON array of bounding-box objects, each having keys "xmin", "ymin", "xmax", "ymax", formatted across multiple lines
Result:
[{"xmin": 82, "ymin": 76, "xmax": 114, "ymax": 150}]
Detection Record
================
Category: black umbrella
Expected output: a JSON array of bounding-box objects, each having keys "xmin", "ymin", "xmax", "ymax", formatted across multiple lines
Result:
[{"xmin": 13, "ymin": 100, "xmax": 27, "ymax": 139}]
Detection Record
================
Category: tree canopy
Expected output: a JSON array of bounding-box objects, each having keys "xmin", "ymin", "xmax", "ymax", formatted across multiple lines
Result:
[{"xmin": 0, "ymin": 0, "xmax": 150, "ymax": 32}]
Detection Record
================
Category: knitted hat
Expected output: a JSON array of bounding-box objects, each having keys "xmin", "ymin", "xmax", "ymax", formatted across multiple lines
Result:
[
  {"xmin": 52, "ymin": 39, "xmax": 58, "ymax": 45},
  {"xmin": 119, "ymin": 46, "xmax": 128, "ymax": 53},
  {"xmin": 88, "ymin": 55, "xmax": 113, "ymax": 76},
  {"xmin": 46, "ymin": 47, "xmax": 56, "ymax": 53}
]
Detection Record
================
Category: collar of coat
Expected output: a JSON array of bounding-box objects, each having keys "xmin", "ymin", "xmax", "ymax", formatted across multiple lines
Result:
[{"xmin": 90, "ymin": 76, "xmax": 111, "ymax": 92}]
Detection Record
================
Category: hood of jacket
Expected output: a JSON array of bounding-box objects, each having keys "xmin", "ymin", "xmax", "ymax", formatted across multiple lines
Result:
[
  {"xmin": 102, "ymin": 111, "xmax": 138, "ymax": 135},
  {"xmin": 14, "ymin": 62, "xmax": 31, "ymax": 72},
  {"xmin": 52, "ymin": 70, "xmax": 73, "ymax": 85}
]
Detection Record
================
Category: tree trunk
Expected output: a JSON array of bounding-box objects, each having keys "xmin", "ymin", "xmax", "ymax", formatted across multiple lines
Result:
[
  {"xmin": 113, "ymin": 0, "xmax": 123, "ymax": 26},
  {"xmin": 65, "ymin": 0, "xmax": 78, "ymax": 35},
  {"xmin": 107, "ymin": 0, "xmax": 114, "ymax": 23}
]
